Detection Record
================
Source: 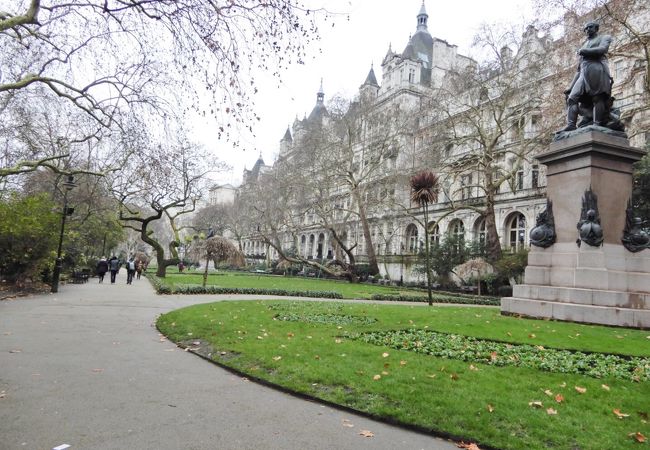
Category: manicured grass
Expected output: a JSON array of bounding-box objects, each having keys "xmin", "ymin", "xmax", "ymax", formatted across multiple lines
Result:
[
  {"xmin": 157, "ymin": 300, "xmax": 650, "ymax": 449},
  {"xmin": 159, "ymin": 271, "xmax": 493, "ymax": 301}
]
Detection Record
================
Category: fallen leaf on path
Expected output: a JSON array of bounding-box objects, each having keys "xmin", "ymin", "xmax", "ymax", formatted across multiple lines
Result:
[
  {"xmin": 574, "ymin": 386, "xmax": 587, "ymax": 394},
  {"xmin": 164, "ymin": 349, "xmax": 175, "ymax": 352},
  {"xmin": 342, "ymin": 419, "xmax": 354, "ymax": 428},
  {"xmin": 613, "ymin": 409, "xmax": 630, "ymax": 419},
  {"xmin": 457, "ymin": 442, "xmax": 481, "ymax": 449},
  {"xmin": 0, "ymin": 391, "xmax": 6, "ymax": 399},
  {"xmin": 91, "ymin": 368, "xmax": 104, "ymax": 373},
  {"xmin": 9, "ymin": 349, "xmax": 21, "ymax": 353},
  {"xmin": 359, "ymin": 430, "xmax": 374, "ymax": 438}
]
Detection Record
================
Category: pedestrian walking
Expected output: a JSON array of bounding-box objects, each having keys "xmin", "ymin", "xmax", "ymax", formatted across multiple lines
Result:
[
  {"xmin": 136, "ymin": 260, "xmax": 144, "ymax": 280},
  {"xmin": 126, "ymin": 257, "xmax": 136, "ymax": 285},
  {"xmin": 96, "ymin": 256, "xmax": 109, "ymax": 283},
  {"xmin": 109, "ymin": 256, "xmax": 120, "ymax": 284}
]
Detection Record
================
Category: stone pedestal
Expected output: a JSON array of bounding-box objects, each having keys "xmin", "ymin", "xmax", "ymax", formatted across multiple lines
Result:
[{"xmin": 501, "ymin": 130, "xmax": 650, "ymax": 328}]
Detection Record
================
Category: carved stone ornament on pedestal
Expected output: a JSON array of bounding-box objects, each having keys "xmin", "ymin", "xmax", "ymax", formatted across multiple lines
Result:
[
  {"xmin": 576, "ymin": 187, "xmax": 603, "ymax": 247},
  {"xmin": 529, "ymin": 200, "xmax": 556, "ymax": 248},
  {"xmin": 621, "ymin": 199, "xmax": 650, "ymax": 252}
]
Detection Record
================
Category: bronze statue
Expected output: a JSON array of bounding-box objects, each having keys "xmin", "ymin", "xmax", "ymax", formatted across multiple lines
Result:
[
  {"xmin": 530, "ymin": 200, "xmax": 556, "ymax": 248},
  {"xmin": 560, "ymin": 21, "xmax": 615, "ymax": 132},
  {"xmin": 622, "ymin": 199, "xmax": 650, "ymax": 252}
]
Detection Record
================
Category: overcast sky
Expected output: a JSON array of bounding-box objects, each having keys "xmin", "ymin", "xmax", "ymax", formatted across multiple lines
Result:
[{"xmin": 197, "ymin": 0, "xmax": 535, "ymax": 186}]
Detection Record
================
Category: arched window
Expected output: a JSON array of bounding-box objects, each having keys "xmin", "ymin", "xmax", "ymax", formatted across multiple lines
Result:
[
  {"xmin": 405, "ymin": 224, "xmax": 419, "ymax": 253},
  {"xmin": 448, "ymin": 219, "xmax": 465, "ymax": 242},
  {"xmin": 427, "ymin": 221, "xmax": 440, "ymax": 245},
  {"xmin": 474, "ymin": 218, "xmax": 486, "ymax": 244},
  {"xmin": 506, "ymin": 213, "xmax": 527, "ymax": 251}
]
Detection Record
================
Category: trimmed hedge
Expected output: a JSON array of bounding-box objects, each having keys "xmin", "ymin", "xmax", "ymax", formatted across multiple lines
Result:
[
  {"xmin": 147, "ymin": 275, "xmax": 342, "ymax": 299},
  {"xmin": 370, "ymin": 293, "xmax": 501, "ymax": 306}
]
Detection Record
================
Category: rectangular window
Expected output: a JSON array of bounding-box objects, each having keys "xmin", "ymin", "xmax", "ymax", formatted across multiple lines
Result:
[
  {"xmin": 516, "ymin": 170, "xmax": 524, "ymax": 191},
  {"xmin": 532, "ymin": 165, "xmax": 539, "ymax": 188}
]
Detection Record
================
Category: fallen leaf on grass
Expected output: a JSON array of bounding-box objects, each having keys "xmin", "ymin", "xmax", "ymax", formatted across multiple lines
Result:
[
  {"xmin": 555, "ymin": 394, "xmax": 564, "ymax": 403},
  {"xmin": 544, "ymin": 389, "xmax": 553, "ymax": 397},
  {"xmin": 287, "ymin": 332, "xmax": 294, "ymax": 338},
  {"xmin": 400, "ymin": 360, "xmax": 407, "ymax": 366},
  {"xmin": 486, "ymin": 404, "xmax": 494, "ymax": 413},
  {"xmin": 601, "ymin": 384, "xmax": 610, "ymax": 391},
  {"xmin": 574, "ymin": 386, "xmax": 587, "ymax": 394},
  {"xmin": 629, "ymin": 432, "xmax": 646, "ymax": 443},
  {"xmin": 381, "ymin": 371, "xmax": 389, "ymax": 375},
  {"xmin": 529, "ymin": 401, "xmax": 544, "ymax": 408},
  {"xmin": 469, "ymin": 364, "xmax": 479, "ymax": 371},
  {"xmin": 528, "ymin": 333, "xmax": 536, "ymax": 338},
  {"xmin": 272, "ymin": 356, "xmax": 282, "ymax": 361},
  {"xmin": 359, "ymin": 430, "xmax": 374, "ymax": 438},
  {"xmin": 334, "ymin": 339, "xmax": 342, "ymax": 344},
  {"xmin": 373, "ymin": 374, "xmax": 381, "ymax": 380},
  {"xmin": 613, "ymin": 409, "xmax": 630, "ymax": 419},
  {"xmin": 490, "ymin": 352, "xmax": 498, "ymax": 362},
  {"xmin": 450, "ymin": 373, "xmax": 459, "ymax": 381},
  {"xmin": 427, "ymin": 374, "xmax": 437, "ymax": 379},
  {"xmin": 559, "ymin": 382, "xmax": 567, "ymax": 388},
  {"xmin": 382, "ymin": 352, "xmax": 389, "ymax": 358},
  {"xmin": 546, "ymin": 408, "xmax": 558, "ymax": 415}
]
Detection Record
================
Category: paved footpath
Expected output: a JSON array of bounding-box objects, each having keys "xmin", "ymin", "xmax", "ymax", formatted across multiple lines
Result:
[{"xmin": 0, "ymin": 276, "xmax": 460, "ymax": 450}]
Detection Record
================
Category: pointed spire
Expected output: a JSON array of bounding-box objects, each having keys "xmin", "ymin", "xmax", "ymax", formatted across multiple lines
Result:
[
  {"xmin": 282, "ymin": 126, "xmax": 292, "ymax": 142},
  {"xmin": 317, "ymin": 78, "xmax": 324, "ymax": 105},
  {"xmin": 417, "ymin": 1, "xmax": 428, "ymax": 32},
  {"xmin": 363, "ymin": 65, "xmax": 379, "ymax": 87}
]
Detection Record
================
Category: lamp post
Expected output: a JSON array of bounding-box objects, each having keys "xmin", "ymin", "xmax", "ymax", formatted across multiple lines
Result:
[{"xmin": 51, "ymin": 174, "xmax": 76, "ymax": 293}]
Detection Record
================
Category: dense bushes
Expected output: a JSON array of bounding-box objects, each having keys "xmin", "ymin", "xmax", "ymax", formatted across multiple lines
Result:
[{"xmin": 0, "ymin": 193, "xmax": 60, "ymax": 285}]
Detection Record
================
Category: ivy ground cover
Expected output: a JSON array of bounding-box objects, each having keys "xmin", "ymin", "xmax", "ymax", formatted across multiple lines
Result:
[{"xmin": 157, "ymin": 301, "xmax": 650, "ymax": 450}]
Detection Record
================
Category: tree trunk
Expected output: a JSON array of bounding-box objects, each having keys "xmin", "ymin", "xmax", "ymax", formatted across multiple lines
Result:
[
  {"xmin": 423, "ymin": 203, "xmax": 433, "ymax": 306},
  {"xmin": 484, "ymin": 194, "xmax": 502, "ymax": 263},
  {"xmin": 352, "ymin": 189, "xmax": 379, "ymax": 275}
]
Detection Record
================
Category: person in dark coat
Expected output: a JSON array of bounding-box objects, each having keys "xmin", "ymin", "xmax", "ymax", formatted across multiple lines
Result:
[
  {"xmin": 126, "ymin": 257, "xmax": 136, "ymax": 285},
  {"xmin": 108, "ymin": 256, "xmax": 120, "ymax": 284},
  {"xmin": 96, "ymin": 257, "xmax": 109, "ymax": 283}
]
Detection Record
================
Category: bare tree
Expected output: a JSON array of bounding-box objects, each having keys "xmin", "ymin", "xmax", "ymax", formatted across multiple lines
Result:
[
  {"xmin": 110, "ymin": 131, "xmax": 211, "ymax": 277},
  {"xmin": 420, "ymin": 23, "xmax": 556, "ymax": 262},
  {"xmin": 1, "ymin": 1, "xmax": 328, "ymax": 176}
]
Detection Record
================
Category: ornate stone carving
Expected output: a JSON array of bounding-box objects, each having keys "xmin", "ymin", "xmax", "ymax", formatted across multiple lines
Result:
[
  {"xmin": 529, "ymin": 200, "xmax": 556, "ymax": 248},
  {"xmin": 576, "ymin": 188, "xmax": 603, "ymax": 247},
  {"xmin": 621, "ymin": 199, "xmax": 650, "ymax": 252}
]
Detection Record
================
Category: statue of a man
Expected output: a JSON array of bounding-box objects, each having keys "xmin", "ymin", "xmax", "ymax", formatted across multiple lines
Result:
[{"xmin": 560, "ymin": 21, "xmax": 613, "ymax": 132}]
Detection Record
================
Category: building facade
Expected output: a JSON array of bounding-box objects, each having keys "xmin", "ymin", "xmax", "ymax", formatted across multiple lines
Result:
[{"xmin": 237, "ymin": 1, "xmax": 649, "ymax": 282}]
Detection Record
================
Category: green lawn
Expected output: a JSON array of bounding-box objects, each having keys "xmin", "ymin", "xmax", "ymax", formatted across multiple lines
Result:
[
  {"xmin": 160, "ymin": 271, "xmax": 420, "ymax": 299},
  {"xmin": 158, "ymin": 300, "xmax": 650, "ymax": 450}
]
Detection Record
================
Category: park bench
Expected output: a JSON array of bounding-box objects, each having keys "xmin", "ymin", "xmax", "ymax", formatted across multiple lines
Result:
[{"xmin": 71, "ymin": 269, "xmax": 89, "ymax": 284}]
